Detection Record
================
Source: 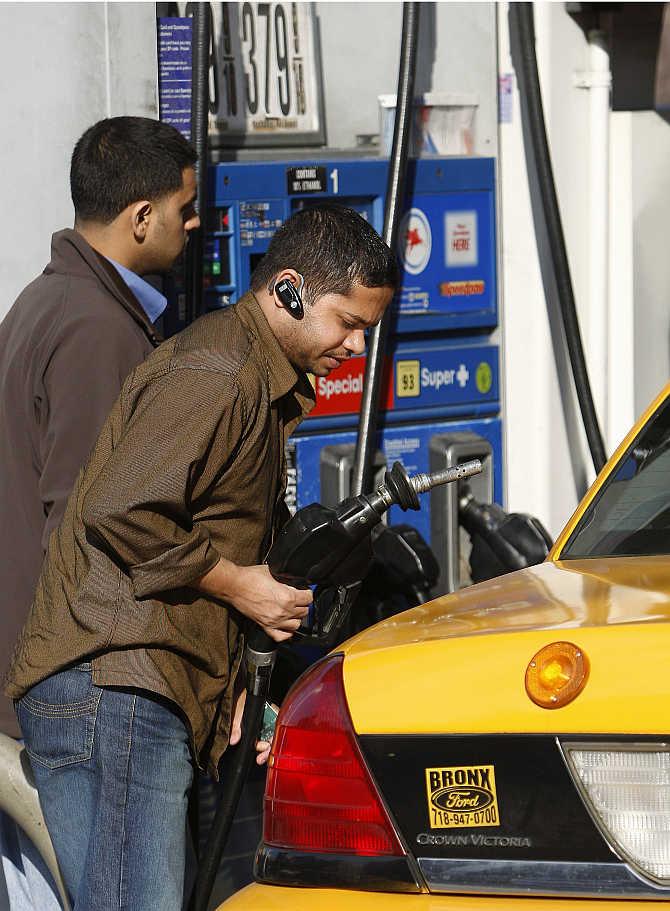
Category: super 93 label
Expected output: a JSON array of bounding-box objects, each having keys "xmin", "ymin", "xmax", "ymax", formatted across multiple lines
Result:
[{"xmin": 425, "ymin": 765, "xmax": 499, "ymax": 829}]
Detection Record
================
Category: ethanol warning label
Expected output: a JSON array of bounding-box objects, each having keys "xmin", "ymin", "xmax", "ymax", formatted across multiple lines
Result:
[
  {"xmin": 286, "ymin": 166, "xmax": 327, "ymax": 194},
  {"xmin": 425, "ymin": 765, "xmax": 499, "ymax": 829}
]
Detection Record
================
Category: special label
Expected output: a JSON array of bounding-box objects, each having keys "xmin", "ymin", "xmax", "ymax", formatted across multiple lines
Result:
[
  {"xmin": 309, "ymin": 356, "xmax": 394, "ymax": 416},
  {"xmin": 425, "ymin": 764, "xmax": 500, "ymax": 829}
]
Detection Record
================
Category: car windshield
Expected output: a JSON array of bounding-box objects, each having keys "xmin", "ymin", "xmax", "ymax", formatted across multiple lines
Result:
[{"xmin": 561, "ymin": 396, "xmax": 670, "ymax": 558}]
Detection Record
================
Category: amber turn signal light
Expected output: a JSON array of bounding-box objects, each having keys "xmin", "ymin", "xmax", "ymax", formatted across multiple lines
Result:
[{"xmin": 525, "ymin": 641, "xmax": 589, "ymax": 709}]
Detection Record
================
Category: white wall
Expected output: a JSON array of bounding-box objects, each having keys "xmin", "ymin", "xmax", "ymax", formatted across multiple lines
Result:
[
  {"xmin": 607, "ymin": 110, "xmax": 636, "ymax": 454},
  {"xmin": 314, "ymin": 2, "xmax": 498, "ymax": 155},
  {"xmin": 631, "ymin": 112, "xmax": 670, "ymax": 416},
  {"xmin": 497, "ymin": 1, "xmax": 670, "ymax": 537},
  {"xmin": 0, "ymin": 2, "xmax": 157, "ymax": 321},
  {"xmin": 498, "ymin": 2, "xmax": 593, "ymax": 537}
]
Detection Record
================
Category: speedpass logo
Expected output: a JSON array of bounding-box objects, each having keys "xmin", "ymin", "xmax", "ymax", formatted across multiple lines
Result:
[{"xmin": 425, "ymin": 764, "xmax": 500, "ymax": 829}]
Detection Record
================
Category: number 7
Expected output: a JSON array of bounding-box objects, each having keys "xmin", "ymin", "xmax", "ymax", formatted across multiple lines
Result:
[{"xmin": 257, "ymin": 2, "xmax": 271, "ymax": 114}]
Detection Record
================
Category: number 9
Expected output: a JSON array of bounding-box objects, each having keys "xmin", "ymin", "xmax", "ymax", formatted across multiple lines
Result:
[{"xmin": 275, "ymin": 5, "xmax": 291, "ymax": 116}]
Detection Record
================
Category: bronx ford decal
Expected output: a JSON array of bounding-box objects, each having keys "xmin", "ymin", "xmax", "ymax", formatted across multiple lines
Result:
[{"xmin": 425, "ymin": 764, "xmax": 500, "ymax": 829}]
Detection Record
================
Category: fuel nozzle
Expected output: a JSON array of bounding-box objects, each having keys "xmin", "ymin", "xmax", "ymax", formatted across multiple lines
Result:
[
  {"xmin": 458, "ymin": 483, "xmax": 553, "ymax": 582},
  {"xmin": 267, "ymin": 459, "xmax": 482, "ymax": 590},
  {"xmin": 370, "ymin": 459, "xmax": 483, "ymax": 514}
]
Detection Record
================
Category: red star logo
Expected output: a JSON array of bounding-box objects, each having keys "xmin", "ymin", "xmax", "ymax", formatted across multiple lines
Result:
[{"xmin": 406, "ymin": 227, "xmax": 423, "ymax": 249}]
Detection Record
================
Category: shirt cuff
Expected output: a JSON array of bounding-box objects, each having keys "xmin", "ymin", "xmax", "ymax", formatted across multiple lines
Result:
[{"xmin": 129, "ymin": 535, "xmax": 220, "ymax": 599}]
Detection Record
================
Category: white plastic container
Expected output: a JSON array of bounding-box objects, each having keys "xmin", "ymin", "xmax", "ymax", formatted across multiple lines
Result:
[{"xmin": 378, "ymin": 92, "xmax": 478, "ymax": 157}]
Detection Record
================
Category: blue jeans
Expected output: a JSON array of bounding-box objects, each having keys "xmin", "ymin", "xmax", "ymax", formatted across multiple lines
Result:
[{"xmin": 16, "ymin": 664, "xmax": 194, "ymax": 911}]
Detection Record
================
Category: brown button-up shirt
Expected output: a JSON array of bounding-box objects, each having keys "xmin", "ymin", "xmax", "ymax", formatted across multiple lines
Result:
[{"xmin": 5, "ymin": 292, "xmax": 314, "ymax": 776}]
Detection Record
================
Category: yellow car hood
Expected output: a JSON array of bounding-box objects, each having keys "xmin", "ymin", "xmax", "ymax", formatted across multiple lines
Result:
[{"xmin": 340, "ymin": 556, "xmax": 670, "ymax": 735}]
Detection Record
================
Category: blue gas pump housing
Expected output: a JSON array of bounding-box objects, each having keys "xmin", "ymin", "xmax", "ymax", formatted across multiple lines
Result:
[
  {"xmin": 194, "ymin": 157, "xmax": 497, "ymax": 335},
  {"xmin": 164, "ymin": 155, "xmax": 503, "ymax": 593}
]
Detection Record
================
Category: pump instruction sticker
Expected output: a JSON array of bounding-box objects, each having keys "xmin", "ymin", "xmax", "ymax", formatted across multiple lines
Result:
[
  {"xmin": 445, "ymin": 211, "xmax": 478, "ymax": 267},
  {"xmin": 286, "ymin": 166, "xmax": 327, "ymax": 194},
  {"xmin": 425, "ymin": 765, "xmax": 500, "ymax": 829}
]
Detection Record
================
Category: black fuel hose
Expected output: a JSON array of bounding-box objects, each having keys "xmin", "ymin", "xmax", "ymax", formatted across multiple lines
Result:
[
  {"xmin": 190, "ymin": 684, "xmax": 267, "ymax": 911},
  {"xmin": 185, "ymin": 1, "xmax": 210, "ymax": 325},
  {"xmin": 189, "ymin": 625, "xmax": 277, "ymax": 911},
  {"xmin": 351, "ymin": 2, "xmax": 421, "ymax": 496},
  {"xmin": 509, "ymin": 3, "xmax": 607, "ymax": 474}
]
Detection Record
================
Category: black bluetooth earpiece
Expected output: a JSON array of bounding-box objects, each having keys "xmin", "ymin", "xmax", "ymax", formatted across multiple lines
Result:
[{"xmin": 274, "ymin": 274, "xmax": 305, "ymax": 320}]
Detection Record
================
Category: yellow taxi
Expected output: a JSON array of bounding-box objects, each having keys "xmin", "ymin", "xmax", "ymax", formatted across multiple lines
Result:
[{"xmin": 219, "ymin": 385, "xmax": 670, "ymax": 909}]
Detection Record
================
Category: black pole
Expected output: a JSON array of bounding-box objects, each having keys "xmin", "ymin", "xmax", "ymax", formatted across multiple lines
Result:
[
  {"xmin": 185, "ymin": 2, "xmax": 210, "ymax": 325},
  {"xmin": 183, "ymin": 1, "xmax": 209, "ymax": 889},
  {"xmin": 190, "ymin": 689, "xmax": 267, "ymax": 911},
  {"xmin": 351, "ymin": 2, "xmax": 421, "ymax": 496},
  {"xmin": 509, "ymin": 2, "xmax": 607, "ymax": 474},
  {"xmin": 190, "ymin": 624, "xmax": 276, "ymax": 911}
]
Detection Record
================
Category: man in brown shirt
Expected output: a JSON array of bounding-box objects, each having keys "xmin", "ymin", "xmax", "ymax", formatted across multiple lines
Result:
[{"xmin": 5, "ymin": 204, "xmax": 398, "ymax": 910}]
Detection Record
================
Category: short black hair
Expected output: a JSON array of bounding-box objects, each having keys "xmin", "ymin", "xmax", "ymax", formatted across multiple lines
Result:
[
  {"xmin": 251, "ymin": 204, "xmax": 399, "ymax": 304},
  {"xmin": 71, "ymin": 116, "xmax": 197, "ymax": 223}
]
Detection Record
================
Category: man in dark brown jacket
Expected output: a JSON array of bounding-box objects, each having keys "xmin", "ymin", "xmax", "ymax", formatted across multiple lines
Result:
[
  {"xmin": 5, "ymin": 204, "xmax": 398, "ymax": 911},
  {"xmin": 0, "ymin": 116, "xmax": 199, "ymax": 909}
]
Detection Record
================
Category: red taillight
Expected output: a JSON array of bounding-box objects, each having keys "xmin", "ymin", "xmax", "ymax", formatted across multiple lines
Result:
[{"xmin": 264, "ymin": 655, "xmax": 405, "ymax": 857}]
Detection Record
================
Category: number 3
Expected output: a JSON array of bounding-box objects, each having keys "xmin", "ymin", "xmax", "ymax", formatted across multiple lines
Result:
[{"xmin": 243, "ymin": 2, "xmax": 258, "ymax": 114}]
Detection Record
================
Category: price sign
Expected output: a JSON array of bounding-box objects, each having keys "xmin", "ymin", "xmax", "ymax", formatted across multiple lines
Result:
[{"xmin": 209, "ymin": 1, "xmax": 324, "ymax": 147}]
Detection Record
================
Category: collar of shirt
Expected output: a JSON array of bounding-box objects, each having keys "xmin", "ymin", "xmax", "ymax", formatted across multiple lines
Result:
[
  {"xmin": 235, "ymin": 292, "xmax": 315, "ymax": 412},
  {"xmin": 106, "ymin": 257, "xmax": 168, "ymax": 324}
]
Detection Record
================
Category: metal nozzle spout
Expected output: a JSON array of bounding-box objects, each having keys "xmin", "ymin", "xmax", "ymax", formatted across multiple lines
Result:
[
  {"xmin": 379, "ymin": 459, "xmax": 483, "ymax": 512},
  {"xmin": 410, "ymin": 459, "xmax": 482, "ymax": 494}
]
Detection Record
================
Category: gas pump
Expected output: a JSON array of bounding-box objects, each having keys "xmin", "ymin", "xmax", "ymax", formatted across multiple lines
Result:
[
  {"xmin": 196, "ymin": 156, "xmax": 505, "ymax": 598},
  {"xmin": 153, "ymin": 4, "xmax": 536, "ymax": 907},
  {"xmin": 157, "ymin": 2, "xmax": 505, "ymax": 592}
]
